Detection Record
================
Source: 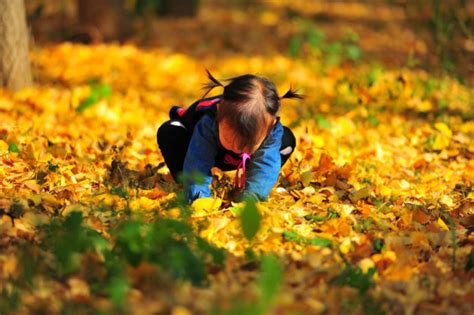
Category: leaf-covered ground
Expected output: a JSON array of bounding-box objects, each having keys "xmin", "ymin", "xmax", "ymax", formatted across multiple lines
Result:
[{"xmin": 2, "ymin": 3, "xmax": 474, "ymax": 315}]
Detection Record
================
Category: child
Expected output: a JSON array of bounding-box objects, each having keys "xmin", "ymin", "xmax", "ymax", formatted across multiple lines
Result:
[{"xmin": 157, "ymin": 71, "xmax": 302, "ymax": 203}]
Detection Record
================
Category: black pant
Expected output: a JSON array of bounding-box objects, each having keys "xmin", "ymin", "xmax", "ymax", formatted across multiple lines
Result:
[{"xmin": 157, "ymin": 120, "xmax": 296, "ymax": 181}]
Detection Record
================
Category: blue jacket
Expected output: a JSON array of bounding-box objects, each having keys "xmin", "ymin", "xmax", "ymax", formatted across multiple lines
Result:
[{"xmin": 170, "ymin": 96, "xmax": 283, "ymax": 203}]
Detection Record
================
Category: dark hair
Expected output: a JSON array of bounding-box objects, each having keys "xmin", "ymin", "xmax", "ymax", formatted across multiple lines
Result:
[{"xmin": 203, "ymin": 69, "xmax": 303, "ymax": 152}]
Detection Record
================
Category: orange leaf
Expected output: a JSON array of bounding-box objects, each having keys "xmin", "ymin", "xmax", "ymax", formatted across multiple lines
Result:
[{"xmin": 413, "ymin": 209, "xmax": 431, "ymax": 225}]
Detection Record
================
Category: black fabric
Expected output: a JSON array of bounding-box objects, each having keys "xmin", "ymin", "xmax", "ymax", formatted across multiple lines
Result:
[
  {"xmin": 157, "ymin": 119, "xmax": 296, "ymax": 182},
  {"xmin": 280, "ymin": 126, "xmax": 296, "ymax": 165},
  {"xmin": 157, "ymin": 121, "xmax": 192, "ymax": 181},
  {"xmin": 169, "ymin": 95, "xmax": 221, "ymax": 130}
]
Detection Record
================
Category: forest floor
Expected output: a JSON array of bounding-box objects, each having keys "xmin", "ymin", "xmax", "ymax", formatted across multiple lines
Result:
[{"xmin": 1, "ymin": 1, "xmax": 474, "ymax": 314}]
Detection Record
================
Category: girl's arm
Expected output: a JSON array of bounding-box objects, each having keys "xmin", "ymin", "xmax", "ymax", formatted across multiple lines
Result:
[
  {"xmin": 239, "ymin": 122, "xmax": 283, "ymax": 201},
  {"xmin": 183, "ymin": 114, "xmax": 218, "ymax": 203}
]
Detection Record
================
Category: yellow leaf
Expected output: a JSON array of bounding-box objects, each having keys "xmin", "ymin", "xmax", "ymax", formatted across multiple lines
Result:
[
  {"xmin": 2, "ymin": 255, "xmax": 17, "ymax": 277},
  {"xmin": 23, "ymin": 180, "xmax": 41, "ymax": 193},
  {"xmin": 384, "ymin": 264, "xmax": 415, "ymax": 281},
  {"xmin": 417, "ymin": 100, "xmax": 433, "ymax": 112},
  {"xmin": 168, "ymin": 207, "xmax": 181, "ymax": 218},
  {"xmin": 432, "ymin": 135, "xmax": 450, "ymax": 150},
  {"xmin": 439, "ymin": 195, "xmax": 455, "ymax": 208},
  {"xmin": 67, "ymin": 277, "xmax": 90, "ymax": 301},
  {"xmin": 62, "ymin": 204, "xmax": 89, "ymax": 216},
  {"xmin": 435, "ymin": 122, "xmax": 452, "ymax": 138},
  {"xmin": 411, "ymin": 231, "xmax": 430, "ymax": 249},
  {"xmin": 191, "ymin": 197, "xmax": 222, "ymax": 216},
  {"xmin": 171, "ymin": 306, "xmax": 192, "ymax": 315},
  {"xmin": 467, "ymin": 192, "xmax": 474, "ymax": 201},
  {"xmin": 138, "ymin": 196, "xmax": 159, "ymax": 211},
  {"xmin": 358, "ymin": 258, "xmax": 375, "ymax": 273},
  {"xmin": 0, "ymin": 140, "xmax": 8, "ymax": 154},
  {"xmin": 22, "ymin": 211, "xmax": 49, "ymax": 228},
  {"xmin": 41, "ymin": 193, "xmax": 63, "ymax": 210},
  {"xmin": 311, "ymin": 135, "xmax": 325, "ymax": 148},
  {"xmin": 260, "ymin": 11, "xmax": 279, "ymax": 26},
  {"xmin": 339, "ymin": 238, "xmax": 352, "ymax": 254},
  {"xmin": 437, "ymin": 217, "xmax": 449, "ymax": 231},
  {"xmin": 379, "ymin": 185, "xmax": 391, "ymax": 197}
]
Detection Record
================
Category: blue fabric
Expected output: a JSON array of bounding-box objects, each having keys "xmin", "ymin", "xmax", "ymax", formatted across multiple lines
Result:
[{"xmin": 183, "ymin": 113, "xmax": 283, "ymax": 203}]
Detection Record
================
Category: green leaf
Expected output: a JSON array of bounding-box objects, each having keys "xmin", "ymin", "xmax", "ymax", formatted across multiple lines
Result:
[
  {"xmin": 284, "ymin": 231, "xmax": 331, "ymax": 248},
  {"xmin": 240, "ymin": 199, "xmax": 261, "ymax": 241},
  {"xmin": 346, "ymin": 44, "xmax": 362, "ymax": 60},
  {"xmin": 304, "ymin": 214, "xmax": 327, "ymax": 222},
  {"xmin": 367, "ymin": 66, "xmax": 382, "ymax": 86},
  {"xmin": 110, "ymin": 186, "xmax": 129, "ymax": 199},
  {"xmin": 0, "ymin": 286, "xmax": 21, "ymax": 310},
  {"xmin": 307, "ymin": 27, "xmax": 325, "ymax": 50},
  {"xmin": 8, "ymin": 142, "xmax": 20, "ymax": 153},
  {"xmin": 327, "ymin": 207, "xmax": 339, "ymax": 219},
  {"xmin": 258, "ymin": 254, "xmax": 283, "ymax": 307},
  {"xmin": 107, "ymin": 274, "xmax": 129, "ymax": 306},
  {"xmin": 344, "ymin": 30, "xmax": 360, "ymax": 42},
  {"xmin": 282, "ymin": 230, "xmax": 301, "ymax": 243},
  {"xmin": 315, "ymin": 114, "xmax": 331, "ymax": 129},
  {"xmin": 229, "ymin": 205, "xmax": 243, "ymax": 216},
  {"xmin": 367, "ymin": 113, "xmax": 380, "ymax": 127},
  {"xmin": 47, "ymin": 161, "xmax": 59, "ymax": 172},
  {"xmin": 76, "ymin": 94, "xmax": 99, "ymax": 112},
  {"xmin": 196, "ymin": 236, "xmax": 226, "ymax": 267},
  {"xmin": 159, "ymin": 241, "xmax": 206, "ymax": 285},
  {"xmin": 76, "ymin": 82, "xmax": 112, "ymax": 112},
  {"xmin": 426, "ymin": 134, "xmax": 436, "ymax": 150},
  {"xmin": 308, "ymin": 237, "xmax": 332, "ymax": 247},
  {"xmin": 245, "ymin": 248, "xmax": 258, "ymax": 262},
  {"xmin": 331, "ymin": 265, "xmax": 376, "ymax": 296},
  {"xmin": 96, "ymin": 84, "xmax": 112, "ymax": 98},
  {"xmin": 373, "ymin": 238, "xmax": 384, "ymax": 253},
  {"xmin": 324, "ymin": 42, "xmax": 342, "ymax": 65},
  {"xmin": 288, "ymin": 36, "xmax": 302, "ymax": 58}
]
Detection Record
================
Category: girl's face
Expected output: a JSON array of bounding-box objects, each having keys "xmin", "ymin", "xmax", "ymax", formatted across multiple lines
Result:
[{"xmin": 218, "ymin": 119, "xmax": 273, "ymax": 155}]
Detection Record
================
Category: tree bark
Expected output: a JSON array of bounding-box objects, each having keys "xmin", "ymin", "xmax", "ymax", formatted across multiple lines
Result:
[{"xmin": 0, "ymin": 0, "xmax": 32, "ymax": 91}]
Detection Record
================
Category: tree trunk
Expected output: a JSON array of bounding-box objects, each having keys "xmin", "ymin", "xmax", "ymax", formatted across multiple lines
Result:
[{"xmin": 0, "ymin": 0, "xmax": 32, "ymax": 91}]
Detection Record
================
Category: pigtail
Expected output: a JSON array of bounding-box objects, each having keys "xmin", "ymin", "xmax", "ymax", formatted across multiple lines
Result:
[
  {"xmin": 280, "ymin": 86, "xmax": 304, "ymax": 100},
  {"xmin": 202, "ymin": 69, "xmax": 225, "ymax": 98}
]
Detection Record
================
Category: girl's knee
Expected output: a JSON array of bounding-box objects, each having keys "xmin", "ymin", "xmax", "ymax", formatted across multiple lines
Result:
[{"xmin": 157, "ymin": 120, "xmax": 188, "ymax": 145}]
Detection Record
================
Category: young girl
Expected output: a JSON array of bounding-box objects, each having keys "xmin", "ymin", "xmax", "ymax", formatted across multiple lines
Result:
[{"xmin": 157, "ymin": 71, "xmax": 302, "ymax": 203}]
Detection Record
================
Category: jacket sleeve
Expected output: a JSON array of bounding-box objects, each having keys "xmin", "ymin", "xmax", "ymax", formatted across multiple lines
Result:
[
  {"xmin": 238, "ymin": 122, "xmax": 283, "ymax": 202},
  {"xmin": 183, "ymin": 114, "xmax": 218, "ymax": 203}
]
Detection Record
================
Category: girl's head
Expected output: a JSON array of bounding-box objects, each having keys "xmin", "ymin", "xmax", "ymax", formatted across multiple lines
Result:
[{"xmin": 204, "ymin": 70, "xmax": 302, "ymax": 154}]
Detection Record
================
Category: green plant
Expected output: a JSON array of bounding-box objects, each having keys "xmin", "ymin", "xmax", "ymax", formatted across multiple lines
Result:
[
  {"xmin": 2, "ymin": 210, "xmax": 225, "ymax": 311},
  {"xmin": 76, "ymin": 80, "xmax": 112, "ymax": 113},
  {"xmin": 288, "ymin": 21, "xmax": 362, "ymax": 66},
  {"xmin": 283, "ymin": 230, "xmax": 332, "ymax": 248},
  {"xmin": 214, "ymin": 253, "xmax": 283, "ymax": 315},
  {"xmin": 240, "ymin": 199, "xmax": 261, "ymax": 241},
  {"xmin": 331, "ymin": 264, "xmax": 384, "ymax": 314}
]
